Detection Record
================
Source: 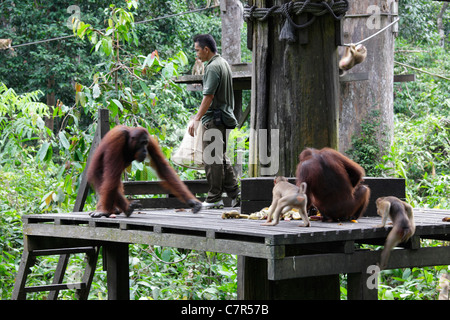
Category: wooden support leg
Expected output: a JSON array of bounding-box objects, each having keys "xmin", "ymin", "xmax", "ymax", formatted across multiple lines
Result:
[
  {"xmin": 237, "ymin": 256, "xmax": 340, "ymax": 299},
  {"xmin": 104, "ymin": 243, "xmax": 129, "ymax": 300},
  {"xmin": 237, "ymin": 256, "xmax": 269, "ymax": 299},
  {"xmin": 76, "ymin": 246, "xmax": 100, "ymax": 300},
  {"xmin": 347, "ymin": 272, "xmax": 378, "ymax": 300},
  {"xmin": 12, "ymin": 250, "xmax": 35, "ymax": 300},
  {"xmin": 47, "ymin": 253, "xmax": 70, "ymax": 300}
]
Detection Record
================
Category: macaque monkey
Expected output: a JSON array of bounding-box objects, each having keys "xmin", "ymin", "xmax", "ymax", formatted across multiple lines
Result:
[
  {"xmin": 0, "ymin": 39, "xmax": 15, "ymax": 56},
  {"xmin": 339, "ymin": 44, "xmax": 367, "ymax": 73},
  {"xmin": 206, "ymin": 0, "xmax": 220, "ymax": 7},
  {"xmin": 262, "ymin": 176, "xmax": 309, "ymax": 227},
  {"xmin": 192, "ymin": 58, "xmax": 204, "ymax": 75},
  {"xmin": 376, "ymin": 196, "xmax": 416, "ymax": 269},
  {"xmin": 0, "ymin": 39, "xmax": 12, "ymax": 50}
]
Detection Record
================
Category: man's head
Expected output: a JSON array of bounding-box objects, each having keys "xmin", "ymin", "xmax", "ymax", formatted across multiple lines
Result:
[{"xmin": 194, "ymin": 34, "xmax": 217, "ymax": 62}]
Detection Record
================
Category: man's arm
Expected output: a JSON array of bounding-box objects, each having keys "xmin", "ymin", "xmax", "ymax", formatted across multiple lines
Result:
[{"xmin": 188, "ymin": 94, "xmax": 214, "ymax": 136}]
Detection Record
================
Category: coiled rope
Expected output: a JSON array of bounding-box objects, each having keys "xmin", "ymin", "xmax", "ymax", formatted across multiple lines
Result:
[
  {"xmin": 244, "ymin": 0, "xmax": 349, "ymax": 24},
  {"xmin": 244, "ymin": 0, "xmax": 349, "ymax": 43}
]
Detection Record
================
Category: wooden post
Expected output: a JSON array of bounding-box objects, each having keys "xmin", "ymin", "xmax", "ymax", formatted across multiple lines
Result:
[
  {"xmin": 73, "ymin": 109, "xmax": 110, "ymax": 212},
  {"xmin": 347, "ymin": 272, "xmax": 378, "ymax": 300},
  {"xmin": 11, "ymin": 249, "xmax": 34, "ymax": 300},
  {"xmin": 221, "ymin": 0, "xmax": 243, "ymax": 64},
  {"xmin": 221, "ymin": 0, "xmax": 244, "ymax": 122},
  {"xmin": 339, "ymin": 0, "xmax": 397, "ymax": 156},
  {"xmin": 249, "ymin": 0, "xmax": 341, "ymax": 177},
  {"xmin": 104, "ymin": 243, "xmax": 129, "ymax": 300},
  {"xmin": 237, "ymin": 256, "xmax": 340, "ymax": 299}
]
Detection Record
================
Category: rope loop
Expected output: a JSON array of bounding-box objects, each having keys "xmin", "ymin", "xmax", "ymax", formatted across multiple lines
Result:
[
  {"xmin": 320, "ymin": 0, "xmax": 347, "ymax": 20},
  {"xmin": 281, "ymin": 0, "xmax": 316, "ymax": 30},
  {"xmin": 244, "ymin": 1, "xmax": 349, "ymax": 43},
  {"xmin": 243, "ymin": 0, "xmax": 349, "ymax": 23}
]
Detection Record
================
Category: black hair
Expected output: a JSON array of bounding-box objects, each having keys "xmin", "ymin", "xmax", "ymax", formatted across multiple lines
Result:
[{"xmin": 193, "ymin": 34, "xmax": 217, "ymax": 53}]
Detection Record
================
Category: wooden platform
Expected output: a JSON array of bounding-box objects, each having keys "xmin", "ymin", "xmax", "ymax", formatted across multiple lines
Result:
[
  {"xmin": 16, "ymin": 173, "xmax": 450, "ymax": 299},
  {"xmin": 22, "ymin": 208, "xmax": 450, "ymax": 276},
  {"xmin": 16, "ymin": 206, "xmax": 450, "ymax": 299},
  {"xmin": 22, "ymin": 207, "xmax": 450, "ymax": 250}
]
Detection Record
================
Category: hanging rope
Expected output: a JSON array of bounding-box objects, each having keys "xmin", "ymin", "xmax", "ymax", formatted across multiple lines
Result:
[
  {"xmin": 244, "ymin": 0, "xmax": 349, "ymax": 43},
  {"xmin": 343, "ymin": 17, "xmax": 400, "ymax": 47},
  {"xmin": 244, "ymin": 0, "xmax": 349, "ymax": 23},
  {"xmin": 280, "ymin": 0, "xmax": 316, "ymax": 30},
  {"xmin": 10, "ymin": 5, "xmax": 219, "ymax": 49}
]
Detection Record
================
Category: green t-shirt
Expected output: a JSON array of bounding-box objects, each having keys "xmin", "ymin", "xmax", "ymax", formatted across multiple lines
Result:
[{"xmin": 201, "ymin": 54, "xmax": 238, "ymax": 128}]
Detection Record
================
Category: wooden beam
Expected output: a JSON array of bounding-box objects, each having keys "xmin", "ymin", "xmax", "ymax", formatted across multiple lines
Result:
[
  {"xmin": 268, "ymin": 246, "xmax": 450, "ymax": 280},
  {"xmin": 123, "ymin": 179, "xmax": 210, "ymax": 195},
  {"xmin": 173, "ymin": 63, "xmax": 252, "ymax": 90},
  {"xmin": 394, "ymin": 74, "xmax": 416, "ymax": 83},
  {"xmin": 73, "ymin": 109, "xmax": 109, "ymax": 212},
  {"xmin": 339, "ymin": 72, "xmax": 369, "ymax": 82},
  {"xmin": 104, "ymin": 243, "xmax": 129, "ymax": 300}
]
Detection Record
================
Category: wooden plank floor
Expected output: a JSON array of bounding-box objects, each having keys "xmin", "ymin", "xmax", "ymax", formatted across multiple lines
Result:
[{"xmin": 23, "ymin": 207, "xmax": 450, "ymax": 248}]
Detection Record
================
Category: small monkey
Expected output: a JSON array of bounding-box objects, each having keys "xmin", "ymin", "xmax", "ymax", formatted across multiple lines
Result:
[
  {"xmin": 261, "ymin": 176, "xmax": 309, "ymax": 227},
  {"xmin": 339, "ymin": 44, "xmax": 367, "ymax": 72},
  {"xmin": 206, "ymin": 0, "xmax": 220, "ymax": 7},
  {"xmin": 192, "ymin": 58, "xmax": 204, "ymax": 75},
  {"xmin": 0, "ymin": 39, "xmax": 15, "ymax": 56},
  {"xmin": 376, "ymin": 196, "xmax": 416, "ymax": 270},
  {"xmin": 0, "ymin": 39, "xmax": 12, "ymax": 50}
]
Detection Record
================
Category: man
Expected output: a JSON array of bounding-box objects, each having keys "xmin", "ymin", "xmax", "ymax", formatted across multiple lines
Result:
[{"xmin": 188, "ymin": 34, "xmax": 240, "ymax": 209}]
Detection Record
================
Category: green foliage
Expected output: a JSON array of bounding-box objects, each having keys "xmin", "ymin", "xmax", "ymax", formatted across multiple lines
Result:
[
  {"xmin": 345, "ymin": 110, "xmax": 384, "ymax": 177},
  {"xmin": 0, "ymin": 1, "xmax": 104, "ymax": 106},
  {"xmin": 377, "ymin": 39, "xmax": 450, "ymax": 209},
  {"xmin": 399, "ymin": 0, "xmax": 449, "ymax": 46},
  {"xmin": 16, "ymin": 246, "xmax": 237, "ymax": 300},
  {"xmin": 394, "ymin": 41, "xmax": 450, "ymax": 117},
  {"xmin": 128, "ymin": 246, "xmax": 237, "ymax": 300},
  {"xmin": 133, "ymin": 0, "xmax": 222, "ymax": 63},
  {"xmin": 0, "ymin": 84, "xmax": 50, "ymax": 165},
  {"xmin": 378, "ymin": 115, "xmax": 450, "ymax": 208},
  {"xmin": 0, "ymin": 206, "xmax": 22, "ymax": 299},
  {"xmin": 378, "ymin": 241, "xmax": 450, "ymax": 300}
]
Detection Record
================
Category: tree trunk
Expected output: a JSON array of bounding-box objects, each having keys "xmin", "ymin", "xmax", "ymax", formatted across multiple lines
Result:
[
  {"xmin": 45, "ymin": 76, "xmax": 55, "ymax": 132},
  {"xmin": 437, "ymin": 3, "xmax": 448, "ymax": 48},
  {"xmin": 338, "ymin": 0, "xmax": 396, "ymax": 159},
  {"xmin": 220, "ymin": 0, "xmax": 244, "ymax": 121},
  {"xmin": 221, "ymin": 0, "xmax": 243, "ymax": 64},
  {"xmin": 249, "ymin": 0, "xmax": 340, "ymax": 177}
]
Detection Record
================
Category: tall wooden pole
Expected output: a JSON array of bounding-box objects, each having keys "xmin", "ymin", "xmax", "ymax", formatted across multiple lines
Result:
[
  {"xmin": 339, "ymin": 0, "xmax": 397, "ymax": 157},
  {"xmin": 249, "ymin": 0, "xmax": 341, "ymax": 177},
  {"xmin": 220, "ymin": 0, "xmax": 244, "ymax": 121},
  {"xmin": 221, "ymin": 0, "xmax": 243, "ymax": 64}
]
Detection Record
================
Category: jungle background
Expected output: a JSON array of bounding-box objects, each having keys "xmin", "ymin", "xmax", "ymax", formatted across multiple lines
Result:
[{"xmin": 0, "ymin": 0, "xmax": 449, "ymax": 300}]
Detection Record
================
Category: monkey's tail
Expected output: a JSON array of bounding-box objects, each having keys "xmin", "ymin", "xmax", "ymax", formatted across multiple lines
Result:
[{"xmin": 401, "ymin": 227, "xmax": 412, "ymax": 243}]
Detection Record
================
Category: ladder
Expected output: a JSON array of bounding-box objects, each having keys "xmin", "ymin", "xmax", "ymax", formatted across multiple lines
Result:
[{"xmin": 12, "ymin": 246, "xmax": 99, "ymax": 300}]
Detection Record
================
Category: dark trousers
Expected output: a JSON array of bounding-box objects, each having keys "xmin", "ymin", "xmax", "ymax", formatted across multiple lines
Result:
[{"xmin": 202, "ymin": 120, "xmax": 239, "ymax": 203}]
